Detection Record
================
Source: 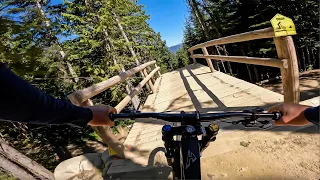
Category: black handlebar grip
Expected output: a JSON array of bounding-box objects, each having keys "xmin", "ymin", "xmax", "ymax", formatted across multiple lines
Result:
[
  {"xmin": 109, "ymin": 113, "xmax": 115, "ymax": 121},
  {"xmin": 273, "ymin": 112, "xmax": 282, "ymax": 120}
]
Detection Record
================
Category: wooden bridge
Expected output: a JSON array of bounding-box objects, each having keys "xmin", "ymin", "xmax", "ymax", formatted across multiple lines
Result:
[{"xmin": 67, "ymin": 27, "xmax": 319, "ymax": 177}]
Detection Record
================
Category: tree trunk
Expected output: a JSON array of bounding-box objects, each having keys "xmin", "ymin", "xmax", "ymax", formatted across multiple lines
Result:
[
  {"xmin": 188, "ymin": 0, "xmax": 210, "ymax": 39},
  {"xmin": 240, "ymin": 48, "xmax": 252, "ymax": 82},
  {"xmin": 215, "ymin": 46, "xmax": 227, "ymax": 73},
  {"xmin": 222, "ymin": 45, "xmax": 233, "ymax": 76},
  {"xmin": 35, "ymin": 0, "xmax": 78, "ymax": 83},
  {"xmin": 84, "ymin": 0, "xmax": 141, "ymax": 109},
  {"xmin": 0, "ymin": 138, "xmax": 54, "ymax": 180},
  {"xmin": 81, "ymin": 1, "xmax": 138, "ymax": 158},
  {"xmin": 0, "ymin": 155, "xmax": 36, "ymax": 180},
  {"xmin": 246, "ymin": 65, "xmax": 253, "ymax": 82},
  {"xmin": 188, "ymin": 0, "xmax": 223, "ymax": 72},
  {"xmin": 102, "ymin": 28, "xmax": 140, "ymax": 110},
  {"xmin": 301, "ymin": 47, "xmax": 306, "ymax": 71},
  {"xmin": 113, "ymin": 12, "xmax": 155, "ymax": 93},
  {"xmin": 253, "ymin": 65, "xmax": 260, "ymax": 82},
  {"xmin": 305, "ymin": 46, "xmax": 311, "ymax": 69},
  {"xmin": 296, "ymin": 47, "xmax": 301, "ymax": 71},
  {"xmin": 311, "ymin": 48, "xmax": 317, "ymax": 68}
]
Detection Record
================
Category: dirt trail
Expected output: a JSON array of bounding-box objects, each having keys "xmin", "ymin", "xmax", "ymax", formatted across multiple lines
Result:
[
  {"xmin": 262, "ymin": 69, "xmax": 319, "ymax": 101},
  {"xmin": 201, "ymin": 126, "xmax": 320, "ymax": 180}
]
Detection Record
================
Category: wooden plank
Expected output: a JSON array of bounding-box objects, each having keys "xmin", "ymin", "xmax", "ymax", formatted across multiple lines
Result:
[
  {"xmin": 191, "ymin": 54, "xmax": 287, "ymax": 68},
  {"xmin": 116, "ymin": 67, "xmax": 160, "ymax": 112},
  {"xmin": 155, "ymin": 64, "xmax": 161, "ymax": 76},
  {"xmin": 68, "ymin": 61, "xmax": 156, "ymax": 105},
  {"xmin": 300, "ymin": 96, "xmax": 320, "ymax": 106},
  {"xmin": 120, "ymin": 64, "xmax": 290, "ymax": 175},
  {"xmin": 189, "ymin": 27, "xmax": 275, "ymax": 51},
  {"xmin": 153, "ymin": 76, "xmax": 162, "ymax": 92},
  {"xmin": 143, "ymin": 68, "xmax": 156, "ymax": 93},
  {"xmin": 274, "ymin": 36, "xmax": 300, "ymax": 103}
]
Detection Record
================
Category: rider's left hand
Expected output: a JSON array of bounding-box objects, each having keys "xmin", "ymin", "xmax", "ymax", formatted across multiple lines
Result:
[{"xmin": 87, "ymin": 105, "xmax": 117, "ymax": 126}]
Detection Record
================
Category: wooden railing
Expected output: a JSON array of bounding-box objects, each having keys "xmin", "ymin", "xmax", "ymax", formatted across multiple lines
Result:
[
  {"xmin": 67, "ymin": 61, "xmax": 161, "ymax": 158},
  {"xmin": 188, "ymin": 27, "xmax": 300, "ymax": 103}
]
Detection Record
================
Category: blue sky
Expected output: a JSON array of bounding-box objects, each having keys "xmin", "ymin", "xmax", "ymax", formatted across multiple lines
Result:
[
  {"xmin": 51, "ymin": 0, "xmax": 188, "ymax": 47},
  {"xmin": 138, "ymin": 0, "xmax": 189, "ymax": 46}
]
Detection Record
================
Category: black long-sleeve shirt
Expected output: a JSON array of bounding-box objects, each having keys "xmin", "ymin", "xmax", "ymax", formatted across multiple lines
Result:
[
  {"xmin": 304, "ymin": 106, "xmax": 319, "ymax": 126},
  {"xmin": 0, "ymin": 63, "xmax": 92, "ymax": 126}
]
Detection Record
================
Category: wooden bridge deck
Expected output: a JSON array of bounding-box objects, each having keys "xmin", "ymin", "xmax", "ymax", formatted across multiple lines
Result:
[{"xmin": 107, "ymin": 64, "xmax": 319, "ymax": 175}]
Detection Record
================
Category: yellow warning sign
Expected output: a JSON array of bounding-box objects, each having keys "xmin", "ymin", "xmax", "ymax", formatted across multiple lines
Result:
[
  {"xmin": 270, "ymin": 14, "xmax": 296, "ymax": 37},
  {"xmin": 108, "ymin": 147, "xmax": 118, "ymax": 156}
]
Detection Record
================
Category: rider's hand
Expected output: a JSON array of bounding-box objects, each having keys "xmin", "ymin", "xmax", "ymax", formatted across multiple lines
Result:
[
  {"xmin": 86, "ymin": 105, "xmax": 117, "ymax": 126},
  {"xmin": 268, "ymin": 103, "xmax": 311, "ymax": 126}
]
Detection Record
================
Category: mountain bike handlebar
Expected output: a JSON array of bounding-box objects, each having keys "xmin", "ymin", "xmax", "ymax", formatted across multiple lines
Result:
[{"xmin": 110, "ymin": 110, "xmax": 282, "ymax": 123}]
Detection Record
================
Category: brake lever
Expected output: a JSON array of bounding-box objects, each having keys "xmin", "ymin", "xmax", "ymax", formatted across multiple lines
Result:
[
  {"xmin": 231, "ymin": 119, "xmax": 274, "ymax": 129},
  {"xmin": 242, "ymin": 120, "xmax": 273, "ymax": 129}
]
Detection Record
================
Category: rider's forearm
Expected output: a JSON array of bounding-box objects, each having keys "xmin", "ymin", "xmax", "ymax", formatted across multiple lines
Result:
[
  {"xmin": 0, "ymin": 63, "xmax": 92, "ymax": 126},
  {"xmin": 304, "ymin": 106, "xmax": 319, "ymax": 126}
]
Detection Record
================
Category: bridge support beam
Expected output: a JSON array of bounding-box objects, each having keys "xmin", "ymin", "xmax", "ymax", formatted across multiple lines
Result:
[
  {"xmin": 201, "ymin": 47, "xmax": 215, "ymax": 72},
  {"xmin": 274, "ymin": 36, "xmax": 300, "ymax": 103},
  {"xmin": 189, "ymin": 50, "xmax": 197, "ymax": 64}
]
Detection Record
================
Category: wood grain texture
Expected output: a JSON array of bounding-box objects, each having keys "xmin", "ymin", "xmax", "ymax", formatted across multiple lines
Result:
[
  {"xmin": 0, "ymin": 138, "xmax": 54, "ymax": 180},
  {"xmin": 274, "ymin": 36, "xmax": 300, "ymax": 103},
  {"xmin": 201, "ymin": 47, "xmax": 215, "ymax": 72},
  {"xmin": 189, "ymin": 50, "xmax": 197, "ymax": 64},
  {"xmin": 78, "ymin": 99, "xmax": 126, "ymax": 158},
  {"xmin": 191, "ymin": 54, "xmax": 287, "ymax": 68},
  {"xmin": 111, "ymin": 64, "xmax": 317, "ymax": 175},
  {"xmin": 68, "ymin": 61, "xmax": 156, "ymax": 105},
  {"xmin": 115, "ymin": 67, "xmax": 160, "ymax": 113},
  {"xmin": 155, "ymin": 64, "xmax": 161, "ymax": 77},
  {"xmin": 0, "ymin": 155, "xmax": 36, "ymax": 180},
  {"xmin": 189, "ymin": 27, "xmax": 275, "ymax": 51},
  {"xmin": 122, "ymin": 64, "xmax": 284, "ymax": 167}
]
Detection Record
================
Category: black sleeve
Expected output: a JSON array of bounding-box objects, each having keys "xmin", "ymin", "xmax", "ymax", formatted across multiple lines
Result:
[
  {"xmin": 304, "ymin": 106, "xmax": 319, "ymax": 126},
  {"xmin": 0, "ymin": 63, "xmax": 92, "ymax": 126}
]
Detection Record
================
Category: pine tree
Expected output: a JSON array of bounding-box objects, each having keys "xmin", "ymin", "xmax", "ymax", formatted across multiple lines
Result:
[{"xmin": 184, "ymin": 0, "xmax": 319, "ymax": 81}]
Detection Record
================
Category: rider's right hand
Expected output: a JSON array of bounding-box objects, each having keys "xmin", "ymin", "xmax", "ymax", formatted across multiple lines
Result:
[{"xmin": 268, "ymin": 103, "xmax": 311, "ymax": 126}]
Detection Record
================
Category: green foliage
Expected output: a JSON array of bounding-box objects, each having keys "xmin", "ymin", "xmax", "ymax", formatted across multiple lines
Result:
[
  {"xmin": 87, "ymin": 132, "xmax": 101, "ymax": 141},
  {"xmin": 111, "ymin": 119, "xmax": 135, "ymax": 134},
  {"xmin": 0, "ymin": 170, "xmax": 16, "ymax": 180},
  {"xmin": 176, "ymin": 47, "xmax": 190, "ymax": 67},
  {"xmin": 0, "ymin": 0, "xmax": 177, "ymax": 172},
  {"xmin": 184, "ymin": 0, "xmax": 319, "ymax": 81}
]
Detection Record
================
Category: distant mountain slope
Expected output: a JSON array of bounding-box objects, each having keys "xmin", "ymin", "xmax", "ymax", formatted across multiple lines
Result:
[{"xmin": 169, "ymin": 43, "xmax": 182, "ymax": 54}]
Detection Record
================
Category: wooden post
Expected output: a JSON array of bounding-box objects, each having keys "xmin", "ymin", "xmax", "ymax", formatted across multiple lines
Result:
[
  {"xmin": 155, "ymin": 64, "xmax": 161, "ymax": 77},
  {"xmin": 80, "ymin": 100, "xmax": 125, "ymax": 158},
  {"xmin": 143, "ymin": 69, "xmax": 156, "ymax": 93},
  {"xmin": 146, "ymin": 66, "xmax": 156, "ymax": 83},
  {"xmin": 68, "ymin": 61, "xmax": 156, "ymax": 105},
  {"xmin": 189, "ymin": 50, "xmax": 197, "ymax": 64},
  {"xmin": 115, "ymin": 67, "xmax": 160, "ymax": 112},
  {"xmin": 274, "ymin": 36, "xmax": 300, "ymax": 103},
  {"xmin": 201, "ymin": 47, "xmax": 215, "ymax": 72}
]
